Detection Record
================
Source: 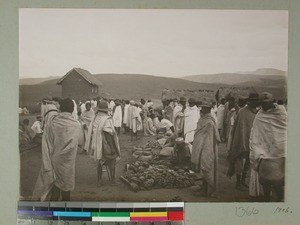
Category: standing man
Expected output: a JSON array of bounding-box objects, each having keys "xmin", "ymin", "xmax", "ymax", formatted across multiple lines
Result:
[
  {"xmin": 163, "ymin": 99, "xmax": 174, "ymax": 122},
  {"xmin": 184, "ymin": 98, "xmax": 200, "ymax": 144},
  {"xmin": 33, "ymin": 98, "xmax": 81, "ymax": 201},
  {"xmin": 123, "ymin": 100, "xmax": 130, "ymax": 133},
  {"xmin": 173, "ymin": 97, "xmax": 186, "ymax": 137},
  {"xmin": 192, "ymin": 102, "xmax": 220, "ymax": 197},
  {"xmin": 216, "ymin": 98, "xmax": 226, "ymax": 141},
  {"xmin": 227, "ymin": 93, "xmax": 259, "ymax": 191},
  {"xmin": 112, "ymin": 100, "xmax": 123, "ymax": 135},
  {"xmin": 85, "ymin": 101, "xmax": 121, "ymax": 186},
  {"xmin": 80, "ymin": 102, "xmax": 95, "ymax": 145},
  {"xmin": 249, "ymin": 92, "xmax": 287, "ymax": 201}
]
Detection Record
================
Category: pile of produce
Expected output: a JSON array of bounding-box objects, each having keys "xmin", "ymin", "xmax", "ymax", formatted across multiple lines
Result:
[
  {"xmin": 145, "ymin": 140, "xmax": 163, "ymax": 150},
  {"xmin": 121, "ymin": 160, "xmax": 197, "ymax": 192}
]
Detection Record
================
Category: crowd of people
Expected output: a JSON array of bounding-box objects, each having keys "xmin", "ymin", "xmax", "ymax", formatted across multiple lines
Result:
[{"xmin": 25, "ymin": 92, "xmax": 287, "ymax": 202}]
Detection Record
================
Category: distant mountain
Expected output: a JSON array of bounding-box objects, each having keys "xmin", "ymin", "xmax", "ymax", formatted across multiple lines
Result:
[
  {"xmin": 181, "ymin": 68, "xmax": 287, "ymax": 88},
  {"xmin": 237, "ymin": 68, "xmax": 287, "ymax": 76}
]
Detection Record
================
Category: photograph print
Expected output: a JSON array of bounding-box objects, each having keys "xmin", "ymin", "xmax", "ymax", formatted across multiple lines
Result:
[{"xmin": 19, "ymin": 9, "xmax": 288, "ymax": 202}]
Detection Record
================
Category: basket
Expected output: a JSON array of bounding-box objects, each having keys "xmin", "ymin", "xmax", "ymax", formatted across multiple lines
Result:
[{"xmin": 258, "ymin": 157, "xmax": 285, "ymax": 185}]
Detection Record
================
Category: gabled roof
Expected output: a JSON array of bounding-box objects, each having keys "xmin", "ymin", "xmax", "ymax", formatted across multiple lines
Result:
[{"xmin": 57, "ymin": 68, "xmax": 103, "ymax": 86}]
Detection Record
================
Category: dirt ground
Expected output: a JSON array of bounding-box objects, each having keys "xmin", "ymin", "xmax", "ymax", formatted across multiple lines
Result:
[{"xmin": 20, "ymin": 116, "xmax": 252, "ymax": 202}]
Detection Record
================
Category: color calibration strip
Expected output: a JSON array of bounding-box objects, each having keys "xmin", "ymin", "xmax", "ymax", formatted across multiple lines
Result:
[{"xmin": 17, "ymin": 201, "xmax": 184, "ymax": 223}]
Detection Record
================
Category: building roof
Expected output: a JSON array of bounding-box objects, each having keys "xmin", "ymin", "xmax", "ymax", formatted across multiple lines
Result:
[{"xmin": 57, "ymin": 68, "xmax": 103, "ymax": 86}]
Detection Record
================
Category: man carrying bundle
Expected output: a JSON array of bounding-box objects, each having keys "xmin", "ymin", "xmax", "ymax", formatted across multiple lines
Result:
[
  {"xmin": 33, "ymin": 98, "xmax": 81, "ymax": 201},
  {"xmin": 85, "ymin": 100, "xmax": 121, "ymax": 186}
]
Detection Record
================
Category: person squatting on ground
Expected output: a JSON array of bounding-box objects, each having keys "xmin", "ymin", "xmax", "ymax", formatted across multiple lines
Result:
[
  {"xmin": 249, "ymin": 92, "xmax": 287, "ymax": 201},
  {"xmin": 33, "ymin": 98, "xmax": 81, "ymax": 201},
  {"xmin": 84, "ymin": 100, "xmax": 121, "ymax": 187},
  {"xmin": 227, "ymin": 93, "xmax": 260, "ymax": 191},
  {"xmin": 191, "ymin": 101, "xmax": 221, "ymax": 197}
]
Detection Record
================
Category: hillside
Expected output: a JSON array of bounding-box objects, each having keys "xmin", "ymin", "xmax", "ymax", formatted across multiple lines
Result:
[
  {"xmin": 19, "ymin": 74, "xmax": 221, "ymax": 107},
  {"xmin": 19, "ymin": 71, "xmax": 287, "ymax": 109},
  {"xmin": 181, "ymin": 68, "xmax": 287, "ymax": 88},
  {"xmin": 19, "ymin": 76, "xmax": 60, "ymax": 85}
]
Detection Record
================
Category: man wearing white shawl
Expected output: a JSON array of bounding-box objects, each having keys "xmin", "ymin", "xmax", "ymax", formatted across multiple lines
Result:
[
  {"xmin": 112, "ymin": 100, "xmax": 123, "ymax": 135},
  {"xmin": 33, "ymin": 98, "xmax": 80, "ymax": 201},
  {"xmin": 173, "ymin": 97, "xmax": 186, "ymax": 137},
  {"xmin": 80, "ymin": 102, "xmax": 95, "ymax": 147},
  {"xmin": 249, "ymin": 92, "xmax": 287, "ymax": 201},
  {"xmin": 72, "ymin": 99, "xmax": 78, "ymax": 120},
  {"xmin": 123, "ymin": 100, "xmax": 130, "ymax": 133},
  {"xmin": 184, "ymin": 98, "xmax": 200, "ymax": 143},
  {"xmin": 84, "ymin": 101, "xmax": 121, "ymax": 186}
]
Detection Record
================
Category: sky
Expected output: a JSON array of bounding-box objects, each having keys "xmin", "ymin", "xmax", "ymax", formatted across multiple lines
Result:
[{"xmin": 19, "ymin": 9, "xmax": 288, "ymax": 78}]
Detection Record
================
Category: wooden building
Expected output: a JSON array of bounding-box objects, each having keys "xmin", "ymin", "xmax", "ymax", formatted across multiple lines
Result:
[{"xmin": 57, "ymin": 68, "xmax": 103, "ymax": 102}]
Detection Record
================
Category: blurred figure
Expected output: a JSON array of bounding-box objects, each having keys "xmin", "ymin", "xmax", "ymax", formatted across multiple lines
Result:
[
  {"xmin": 31, "ymin": 115, "xmax": 43, "ymax": 144},
  {"xmin": 33, "ymin": 98, "xmax": 81, "ymax": 201},
  {"xmin": 144, "ymin": 113, "xmax": 157, "ymax": 136}
]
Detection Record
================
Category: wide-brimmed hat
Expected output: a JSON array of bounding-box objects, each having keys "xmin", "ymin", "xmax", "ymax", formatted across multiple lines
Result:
[
  {"xmin": 247, "ymin": 92, "xmax": 259, "ymax": 101},
  {"xmin": 97, "ymin": 101, "xmax": 109, "ymax": 112},
  {"xmin": 199, "ymin": 101, "xmax": 212, "ymax": 108},
  {"xmin": 188, "ymin": 98, "xmax": 197, "ymax": 103},
  {"xmin": 259, "ymin": 92, "xmax": 274, "ymax": 102},
  {"xmin": 179, "ymin": 97, "xmax": 186, "ymax": 102}
]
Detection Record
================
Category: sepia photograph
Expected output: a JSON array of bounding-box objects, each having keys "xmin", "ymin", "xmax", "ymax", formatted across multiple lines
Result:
[{"xmin": 19, "ymin": 9, "xmax": 288, "ymax": 202}]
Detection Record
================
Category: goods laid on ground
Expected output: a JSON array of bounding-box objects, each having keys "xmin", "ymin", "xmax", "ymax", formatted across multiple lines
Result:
[
  {"xmin": 121, "ymin": 160, "xmax": 197, "ymax": 192},
  {"xmin": 215, "ymin": 86, "xmax": 257, "ymax": 101},
  {"xmin": 161, "ymin": 88, "xmax": 215, "ymax": 103}
]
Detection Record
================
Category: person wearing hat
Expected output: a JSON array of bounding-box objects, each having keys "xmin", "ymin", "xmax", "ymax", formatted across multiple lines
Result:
[
  {"xmin": 84, "ymin": 100, "xmax": 121, "ymax": 186},
  {"xmin": 173, "ymin": 97, "xmax": 186, "ymax": 137},
  {"xmin": 33, "ymin": 98, "xmax": 81, "ymax": 201},
  {"xmin": 112, "ymin": 100, "xmax": 123, "ymax": 135},
  {"xmin": 184, "ymin": 98, "xmax": 200, "ymax": 143},
  {"xmin": 227, "ymin": 92, "xmax": 260, "ymax": 191},
  {"xmin": 249, "ymin": 92, "xmax": 287, "ymax": 201},
  {"xmin": 191, "ymin": 101, "xmax": 221, "ymax": 197}
]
